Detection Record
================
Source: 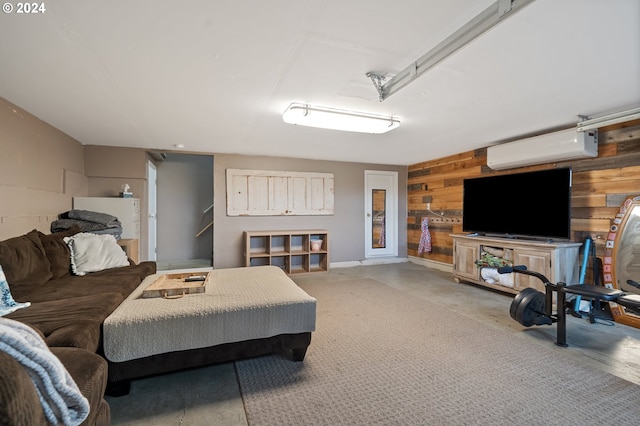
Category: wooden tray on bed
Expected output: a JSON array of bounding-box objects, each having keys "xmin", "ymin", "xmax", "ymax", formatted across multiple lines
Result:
[{"xmin": 142, "ymin": 272, "xmax": 210, "ymax": 299}]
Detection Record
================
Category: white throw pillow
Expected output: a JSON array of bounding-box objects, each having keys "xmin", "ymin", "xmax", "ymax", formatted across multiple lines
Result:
[{"xmin": 64, "ymin": 233, "xmax": 129, "ymax": 276}]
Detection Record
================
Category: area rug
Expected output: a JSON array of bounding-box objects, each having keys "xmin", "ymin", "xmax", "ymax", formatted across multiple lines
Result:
[{"xmin": 235, "ymin": 278, "xmax": 640, "ymax": 425}]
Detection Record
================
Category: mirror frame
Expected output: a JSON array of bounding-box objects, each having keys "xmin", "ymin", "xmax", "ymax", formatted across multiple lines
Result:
[{"xmin": 606, "ymin": 195, "xmax": 640, "ymax": 328}]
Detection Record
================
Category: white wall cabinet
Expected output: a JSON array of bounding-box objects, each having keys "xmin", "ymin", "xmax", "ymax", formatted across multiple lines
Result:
[
  {"xmin": 451, "ymin": 234, "xmax": 582, "ymax": 294},
  {"xmin": 227, "ymin": 169, "xmax": 334, "ymax": 216},
  {"xmin": 73, "ymin": 197, "xmax": 140, "ymax": 239}
]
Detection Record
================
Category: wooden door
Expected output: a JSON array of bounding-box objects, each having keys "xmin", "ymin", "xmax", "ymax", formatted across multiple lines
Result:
[{"xmin": 365, "ymin": 170, "xmax": 398, "ymax": 258}]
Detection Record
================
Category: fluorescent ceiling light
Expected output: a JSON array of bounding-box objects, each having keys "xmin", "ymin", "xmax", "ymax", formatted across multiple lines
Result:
[
  {"xmin": 577, "ymin": 107, "xmax": 640, "ymax": 131},
  {"xmin": 369, "ymin": 0, "xmax": 535, "ymax": 101},
  {"xmin": 282, "ymin": 103, "xmax": 400, "ymax": 134}
]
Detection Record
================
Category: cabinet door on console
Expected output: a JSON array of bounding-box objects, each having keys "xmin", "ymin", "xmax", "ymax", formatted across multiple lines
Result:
[
  {"xmin": 454, "ymin": 240, "xmax": 480, "ymax": 282},
  {"xmin": 514, "ymin": 249, "xmax": 551, "ymax": 292}
]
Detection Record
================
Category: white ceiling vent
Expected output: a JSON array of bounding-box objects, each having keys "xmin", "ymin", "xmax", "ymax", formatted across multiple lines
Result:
[{"xmin": 486, "ymin": 129, "xmax": 598, "ymax": 170}]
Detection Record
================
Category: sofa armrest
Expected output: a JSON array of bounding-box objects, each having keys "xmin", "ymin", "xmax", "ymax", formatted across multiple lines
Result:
[
  {"xmin": 0, "ymin": 350, "xmax": 48, "ymax": 425},
  {"xmin": 52, "ymin": 347, "xmax": 111, "ymax": 426}
]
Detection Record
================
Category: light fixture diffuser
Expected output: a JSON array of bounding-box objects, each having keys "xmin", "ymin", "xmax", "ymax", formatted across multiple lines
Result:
[{"xmin": 282, "ymin": 103, "xmax": 400, "ymax": 134}]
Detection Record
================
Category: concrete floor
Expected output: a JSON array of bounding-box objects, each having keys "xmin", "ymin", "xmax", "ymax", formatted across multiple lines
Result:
[{"xmin": 107, "ymin": 262, "xmax": 640, "ymax": 425}]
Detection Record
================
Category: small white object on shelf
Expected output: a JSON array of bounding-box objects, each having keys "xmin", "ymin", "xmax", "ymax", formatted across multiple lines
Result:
[
  {"xmin": 310, "ymin": 240, "xmax": 323, "ymax": 251},
  {"xmin": 120, "ymin": 183, "xmax": 133, "ymax": 198}
]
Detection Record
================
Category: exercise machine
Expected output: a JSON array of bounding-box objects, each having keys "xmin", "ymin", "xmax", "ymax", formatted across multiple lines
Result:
[{"xmin": 501, "ymin": 265, "xmax": 640, "ymax": 347}]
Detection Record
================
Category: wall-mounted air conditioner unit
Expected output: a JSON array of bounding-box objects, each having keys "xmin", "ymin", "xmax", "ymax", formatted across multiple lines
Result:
[{"xmin": 486, "ymin": 129, "xmax": 598, "ymax": 170}]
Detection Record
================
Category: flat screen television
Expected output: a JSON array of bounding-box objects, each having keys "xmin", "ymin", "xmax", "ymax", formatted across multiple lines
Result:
[{"xmin": 462, "ymin": 167, "xmax": 572, "ymax": 241}]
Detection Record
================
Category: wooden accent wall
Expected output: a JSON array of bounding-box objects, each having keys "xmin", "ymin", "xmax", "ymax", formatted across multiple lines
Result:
[{"xmin": 408, "ymin": 120, "xmax": 640, "ymax": 268}]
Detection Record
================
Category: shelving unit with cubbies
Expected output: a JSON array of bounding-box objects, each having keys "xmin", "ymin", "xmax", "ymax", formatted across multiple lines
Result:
[{"xmin": 243, "ymin": 230, "xmax": 329, "ymax": 275}]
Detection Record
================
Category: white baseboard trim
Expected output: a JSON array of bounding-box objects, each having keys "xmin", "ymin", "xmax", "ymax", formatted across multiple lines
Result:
[
  {"xmin": 331, "ymin": 257, "xmax": 409, "ymax": 269},
  {"xmin": 408, "ymin": 256, "xmax": 453, "ymax": 273}
]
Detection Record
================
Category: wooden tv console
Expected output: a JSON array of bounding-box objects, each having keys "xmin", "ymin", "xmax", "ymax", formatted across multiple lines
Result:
[{"xmin": 451, "ymin": 234, "xmax": 582, "ymax": 294}]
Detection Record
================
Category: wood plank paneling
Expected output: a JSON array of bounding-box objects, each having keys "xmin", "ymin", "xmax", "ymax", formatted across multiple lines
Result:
[
  {"xmin": 227, "ymin": 169, "xmax": 335, "ymax": 216},
  {"xmin": 408, "ymin": 123, "xmax": 640, "ymax": 268}
]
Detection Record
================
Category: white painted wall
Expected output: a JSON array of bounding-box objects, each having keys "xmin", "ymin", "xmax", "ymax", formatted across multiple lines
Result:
[
  {"xmin": 213, "ymin": 154, "xmax": 407, "ymax": 269},
  {"xmin": 156, "ymin": 153, "xmax": 213, "ymax": 263}
]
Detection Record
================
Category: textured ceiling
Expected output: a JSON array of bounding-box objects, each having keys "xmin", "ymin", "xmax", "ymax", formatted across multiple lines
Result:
[{"xmin": 1, "ymin": 0, "xmax": 638, "ymax": 165}]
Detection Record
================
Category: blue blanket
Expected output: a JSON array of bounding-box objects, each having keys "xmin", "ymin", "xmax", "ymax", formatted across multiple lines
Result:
[{"xmin": 0, "ymin": 318, "xmax": 89, "ymax": 425}]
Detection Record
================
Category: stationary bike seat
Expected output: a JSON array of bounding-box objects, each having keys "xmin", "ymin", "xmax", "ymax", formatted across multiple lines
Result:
[
  {"xmin": 617, "ymin": 294, "xmax": 640, "ymax": 312},
  {"xmin": 562, "ymin": 284, "xmax": 624, "ymax": 301}
]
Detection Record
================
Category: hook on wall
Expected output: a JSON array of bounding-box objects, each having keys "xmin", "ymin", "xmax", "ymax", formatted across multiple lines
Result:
[
  {"xmin": 427, "ymin": 216, "xmax": 462, "ymax": 224},
  {"xmin": 426, "ymin": 203, "xmax": 445, "ymax": 217}
]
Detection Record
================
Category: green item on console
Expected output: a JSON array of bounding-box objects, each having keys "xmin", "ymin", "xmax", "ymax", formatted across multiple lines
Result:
[{"xmin": 475, "ymin": 251, "xmax": 513, "ymax": 268}]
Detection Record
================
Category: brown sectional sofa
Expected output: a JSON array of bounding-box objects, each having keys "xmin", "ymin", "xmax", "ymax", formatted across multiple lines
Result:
[{"xmin": 0, "ymin": 228, "xmax": 155, "ymax": 425}]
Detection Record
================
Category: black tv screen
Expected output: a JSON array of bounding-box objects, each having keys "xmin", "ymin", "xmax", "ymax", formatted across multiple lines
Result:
[{"xmin": 462, "ymin": 167, "xmax": 572, "ymax": 240}]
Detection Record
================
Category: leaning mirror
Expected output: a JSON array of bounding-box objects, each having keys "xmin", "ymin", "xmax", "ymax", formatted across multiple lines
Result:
[
  {"xmin": 606, "ymin": 195, "xmax": 640, "ymax": 328},
  {"xmin": 371, "ymin": 189, "xmax": 386, "ymax": 249}
]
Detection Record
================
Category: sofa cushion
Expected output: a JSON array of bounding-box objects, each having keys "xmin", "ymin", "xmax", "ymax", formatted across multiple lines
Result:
[
  {"xmin": 26, "ymin": 273, "xmax": 144, "ymax": 304},
  {"xmin": 38, "ymin": 226, "xmax": 81, "ymax": 280},
  {"xmin": 5, "ymin": 292, "xmax": 124, "ymax": 352},
  {"xmin": 65, "ymin": 233, "xmax": 130, "ymax": 276},
  {"xmin": 0, "ymin": 230, "xmax": 53, "ymax": 298},
  {"xmin": 88, "ymin": 260, "xmax": 157, "ymax": 281},
  {"xmin": 0, "ymin": 264, "xmax": 31, "ymax": 316},
  {"xmin": 7, "ymin": 261, "xmax": 155, "ymax": 304}
]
